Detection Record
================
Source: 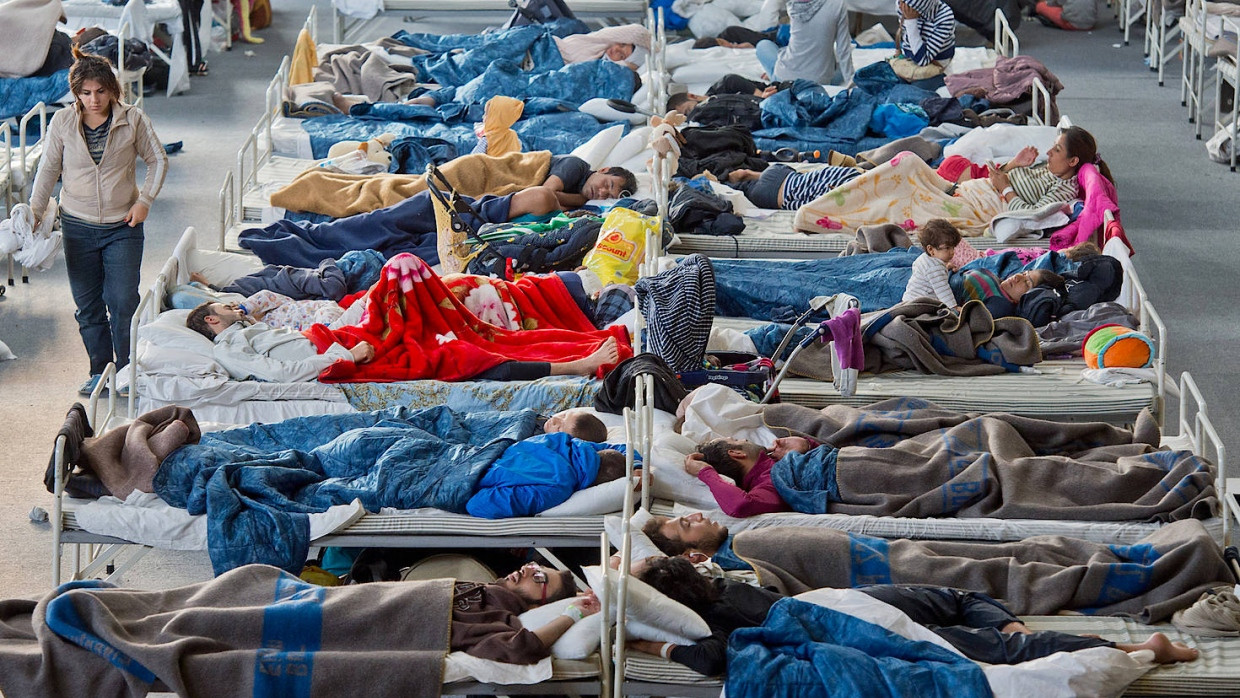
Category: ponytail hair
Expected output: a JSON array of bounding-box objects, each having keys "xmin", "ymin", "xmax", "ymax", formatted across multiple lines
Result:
[
  {"xmin": 1059, "ymin": 125, "xmax": 1114, "ymax": 185},
  {"xmin": 69, "ymin": 45, "xmax": 123, "ymax": 103}
]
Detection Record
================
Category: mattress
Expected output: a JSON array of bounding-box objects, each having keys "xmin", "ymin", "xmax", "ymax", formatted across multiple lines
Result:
[
  {"xmin": 139, "ymin": 396, "xmax": 356, "ymax": 425},
  {"xmin": 340, "ymin": 376, "xmax": 601, "ymax": 413},
  {"xmin": 625, "ymin": 619, "xmax": 1240, "ymax": 696},
  {"xmin": 240, "ymin": 154, "xmax": 318, "ymax": 224}
]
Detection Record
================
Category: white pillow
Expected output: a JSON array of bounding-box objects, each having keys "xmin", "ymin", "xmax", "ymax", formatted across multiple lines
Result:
[
  {"xmin": 569, "ymin": 123, "xmax": 626, "ymax": 169},
  {"xmin": 648, "ymin": 434, "xmax": 721, "ymax": 510},
  {"xmin": 538, "ymin": 475, "xmax": 631, "ymax": 516},
  {"xmin": 136, "ymin": 341, "xmax": 227, "ymax": 377},
  {"xmin": 185, "ymin": 248, "xmax": 263, "ymax": 287},
  {"xmin": 602, "ymin": 126, "xmax": 652, "ymax": 167},
  {"xmin": 579, "ymin": 98, "xmax": 646, "ymax": 125},
  {"xmin": 518, "ymin": 597, "xmax": 602, "ymax": 659},
  {"xmin": 582, "ymin": 564, "xmax": 710, "ymax": 643},
  {"xmin": 138, "ymin": 309, "xmax": 216, "ymax": 357},
  {"xmin": 604, "ymin": 509, "xmax": 667, "ymax": 563}
]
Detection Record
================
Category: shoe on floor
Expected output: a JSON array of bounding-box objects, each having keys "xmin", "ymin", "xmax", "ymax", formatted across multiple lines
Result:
[{"xmin": 78, "ymin": 374, "xmax": 103, "ymax": 397}]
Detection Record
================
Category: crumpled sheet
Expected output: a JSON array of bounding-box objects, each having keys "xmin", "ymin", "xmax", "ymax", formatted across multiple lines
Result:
[{"xmin": 0, "ymin": 200, "xmax": 61, "ymax": 271}]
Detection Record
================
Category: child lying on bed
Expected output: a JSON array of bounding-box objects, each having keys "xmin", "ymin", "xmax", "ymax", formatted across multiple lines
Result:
[
  {"xmin": 629, "ymin": 556, "xmax": 1198, "ymax": 676},
  {"xmin": 682, "ymin": 436, "xmax": 817, "ymax": 517}
]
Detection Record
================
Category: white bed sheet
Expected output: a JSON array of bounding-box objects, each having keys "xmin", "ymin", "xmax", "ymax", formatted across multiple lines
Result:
[{"xmin": 137, "ymin": 394, "xmax": 355, "ymax": 424}]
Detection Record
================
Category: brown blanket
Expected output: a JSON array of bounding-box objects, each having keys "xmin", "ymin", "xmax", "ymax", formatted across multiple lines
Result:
[
  {"xmin": 731, "ymin": 520, "xmax": 1231, "ymax": 623},
  {"xmin": 80, "ymin": 405, "xmax": 200, "ymax": 500},
  {"xmin": 0, "ymin": 565, "xmax": 452, "ymax": 698},
  {"xmin": 765, "ymin": 399, "xmax": 1218, "ymax": 523},
  {"xmin": 270, "ymin": 150, "xmax": 554, "ymax": 218}
]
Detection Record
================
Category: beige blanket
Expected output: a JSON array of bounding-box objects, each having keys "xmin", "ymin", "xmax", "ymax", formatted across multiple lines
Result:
[
  {"xmin": 794, "ymin": 152, "xmax": 1005, "ymax": 236},
  {"xmin": 271, "ymin": 150, "xmax": 554, "ymax": 218}
]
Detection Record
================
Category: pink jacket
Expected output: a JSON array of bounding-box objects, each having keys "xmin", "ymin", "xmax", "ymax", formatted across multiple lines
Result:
[{"xmin": 1048, "ymin": 163, "xmax": 1120, "ymax": 251}]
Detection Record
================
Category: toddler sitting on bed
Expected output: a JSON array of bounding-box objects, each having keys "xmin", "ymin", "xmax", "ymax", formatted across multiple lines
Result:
[{"xmin": 902, "ymin": 219, "xmax": 962, "ymax": 308}]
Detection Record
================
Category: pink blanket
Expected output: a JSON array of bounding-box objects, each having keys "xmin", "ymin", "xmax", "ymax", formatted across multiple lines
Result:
[{"xmin": 1048, "ymin": 163, "xmax": 1127, "ymax": 252}]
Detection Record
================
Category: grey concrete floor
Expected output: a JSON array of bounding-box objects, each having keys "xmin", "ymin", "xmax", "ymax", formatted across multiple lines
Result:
[{"xmin": 0, "ymin": 4, "xmax": 1236, "ymax": 600}]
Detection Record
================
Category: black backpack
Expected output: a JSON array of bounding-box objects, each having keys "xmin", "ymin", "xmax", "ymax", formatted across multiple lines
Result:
[{"xmin": 689, "ymin": 94, "xmax": 764, "ymax": 132}]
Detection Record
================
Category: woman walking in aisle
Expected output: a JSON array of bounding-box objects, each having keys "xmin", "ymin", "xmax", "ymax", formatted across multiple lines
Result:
[{"xmin": 30, "ymin": 46, "xmax": 168, "ymax": 395}]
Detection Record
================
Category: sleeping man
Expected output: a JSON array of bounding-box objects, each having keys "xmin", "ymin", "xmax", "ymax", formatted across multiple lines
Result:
[
  {"xmin": 682, "ymin": 436, "xmax": 816, "ymax": 517},
  {"xmin": 629, "ymin": 511, "xmax": 1233, "ymax": 623}
]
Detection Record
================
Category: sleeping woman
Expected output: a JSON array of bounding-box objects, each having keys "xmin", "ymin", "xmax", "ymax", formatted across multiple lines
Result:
[{"xmin": 794, "ymin": 126, "xmax": 1112, "ymax": 236}]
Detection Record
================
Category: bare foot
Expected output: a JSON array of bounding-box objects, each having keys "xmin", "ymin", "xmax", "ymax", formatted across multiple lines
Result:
[
  {"xmin": 553, "ymin": 338, "xmax": 619, "ymax": 376},
  {"xmin": 1118, "ymin": 633, "xmax": 1199, "ymax": 664}
]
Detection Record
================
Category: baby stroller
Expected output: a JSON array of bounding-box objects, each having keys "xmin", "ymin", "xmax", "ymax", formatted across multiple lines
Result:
[
  {"xmin": 760, "ymin": 294, "xmax": 862, "ymax": 401},
  {"xmin": 424, "ymin": 163, "xmax": 492, "ymax": 275}
]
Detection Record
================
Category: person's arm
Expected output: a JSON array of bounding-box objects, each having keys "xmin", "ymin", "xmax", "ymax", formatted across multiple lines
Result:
[
  {"xmin": 532, "ymin": 593, "xmax": 601, "ymax": 648},
  {"xmin": 128, "ymin": 109, "xmax": 169, "ymax": 225},
  {"xmin": 213, "ymin": 339, "xmax": 354, "ymax": 382},
  {"xmin": 694, "ymin": 465, "xmax": 784, "ymax": 518},
  {"xmin": 465, "ymin": 475, "xmax": 575, "ymax": 518},
  {"xmin": 553, "ymin": 190, "xmax": 588, "ymax": 208},
  {"xmin": 668, "ymin": 630, "xmax": 730, "ymax": 676},
  {"xmin": 28, "ymin": 114, "xmax": 65, "ymax": 223},
  {"xmin": 1002, "ymin": 168, "xmax": 1079, "ymax": 212}
]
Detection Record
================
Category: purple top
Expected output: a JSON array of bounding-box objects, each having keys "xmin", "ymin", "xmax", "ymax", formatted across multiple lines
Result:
[{"xmin": 697, "ymin": 452, "xmax": 790, "ymax": 518}]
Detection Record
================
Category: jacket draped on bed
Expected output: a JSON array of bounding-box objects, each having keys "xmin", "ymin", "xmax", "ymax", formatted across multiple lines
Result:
[{"xmin": 303, "ymin": 254, "xmax": 629, "ymax": 383}]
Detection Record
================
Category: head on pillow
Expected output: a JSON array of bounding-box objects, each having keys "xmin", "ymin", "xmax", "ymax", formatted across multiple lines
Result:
[
  {"xmin": 637, "ymin": 556, "xmax": 719, "ymax": 615},
  {"xmin": 593, "ymin": 449, "xmax": 628, "ymax": 486},
  {"xmin": 642, "ymin": 513, "xmax": 728, "ymax": 560},
  {"xmin": 495, "ymin": 562, "xmax": 577, "ymax": 608},
  {"xmin": 186, "ymin": 301, "xmax": 245, "ymax": 340},
  {"xmin": 583, "ymin": 166, "xmax": 637, "ymax": 200},
  {"xmin": 545, "ymin": 411, "xmax": 609, "ymax": 443}
]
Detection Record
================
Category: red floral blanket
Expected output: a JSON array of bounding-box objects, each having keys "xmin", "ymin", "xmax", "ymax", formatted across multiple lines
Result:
[
  {"xmin": 304, "ymin": 254, "xmax": 630, "ymax": 382},
  {"xmin": 441, "ymin": 272, "xmax": 595, "ymax": 332}
]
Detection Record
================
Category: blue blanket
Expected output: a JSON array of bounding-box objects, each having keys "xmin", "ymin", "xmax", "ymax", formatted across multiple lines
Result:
[
  {"xmin": 727, "ymin": 598, "xmax": 992, "ymax": 698},
  {"xmin": 0, "ymin": 69, "xmax": 68, "ymax": 120},
  {"xmin": 393, "ymin": 23, "xmax": 573, "ymax": 87},
  {"xmin": 153, "ymin": 406, "xmax": 541, "ymax": 574},
  {"xmin": 456, "ymin": 59, "xmax": 637, "ymax": 108}
]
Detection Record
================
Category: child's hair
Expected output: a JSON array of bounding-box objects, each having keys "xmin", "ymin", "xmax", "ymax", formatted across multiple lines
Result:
[
  {"xmin": 69, "ymin": 45, "xmax": 122, "ymax": 101},
  {"xmin": 186, "ymin": 302, "xmax": 218, "ymax": 340},
  {"xmin": 1027, "ymin": 269, "xmax": 1067, "ymax": 294},
  {"xmin": 919, "ymin": 219, "xmax": 962, "ymax": 250},
  {"xmin": 593, "ymin": 449, "xmax": 628, "ymax": 486},
  {"xmin": 564, "ymin": 413, "xmax": 609, "ymax": 443},
  {"xmin": 1061, "ymin": 241, "xmax": 1102, "ymax": 260}
]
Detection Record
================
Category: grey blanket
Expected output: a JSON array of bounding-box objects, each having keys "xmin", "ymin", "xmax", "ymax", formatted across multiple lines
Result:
[
  {"xmin": 765, "ymin": 399, "xmax": 1217, "ymax": 522},
  {"xmin": 1037, "ymin": 301, "xmax": 1137, "ymax": 356},
  {"xmin": 0, "ymin": 565, "xmax": 452, "ymax": 698},
  {"xmin": 731, "ymin": 520, "xmax": 1232, "ymax": 623},
  {"xmin": 787, "ymin": 299, "xmax": 1041, "ymax": 380},
  {"xmin": 840, "ymin": 223, "xmax": 913, "ymax": 257},
  {"xmin": 315, "ymin": 45, "xmax": 421, "ymax": 102}
]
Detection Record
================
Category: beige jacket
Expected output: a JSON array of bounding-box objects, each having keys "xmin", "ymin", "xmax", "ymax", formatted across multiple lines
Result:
[{"xmin": 29, "ymin": 100, "xmax": 168, "ymax": 225}]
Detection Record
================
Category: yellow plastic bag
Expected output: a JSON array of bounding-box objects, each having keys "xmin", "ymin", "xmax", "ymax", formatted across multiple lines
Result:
[{"xmin": 582, "ymin": 207, "xmax": 659, "ymax": 286}]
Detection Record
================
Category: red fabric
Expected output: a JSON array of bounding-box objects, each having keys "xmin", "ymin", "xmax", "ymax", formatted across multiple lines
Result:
[
  {"xmin": 937, "ymin": 155, "xmax": 991, "ymax": 183},
  {"xmin": 441, "ymin": 273, "xmax": 596, "ymax": 332},
  {"xmin": 1035, "ymin": 2, "xmax": 1087, "ymax": 30},
  {"xmin": 305, "ymin": 254, "xmax": 631, "ymax": 383},
  {"xmin": 1048, "ymin": 163, "xmax": 1127, "ymax": 253}
]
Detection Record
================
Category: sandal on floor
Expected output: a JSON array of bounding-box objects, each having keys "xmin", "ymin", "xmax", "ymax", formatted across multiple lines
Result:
[{"xmin": 190, "ymin": 61, "xmax": 209, "ymax": 76}]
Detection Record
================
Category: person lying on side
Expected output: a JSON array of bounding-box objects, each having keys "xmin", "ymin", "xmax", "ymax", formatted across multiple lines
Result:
[
  {"xmin": 540, "ymin": 156, "xmax": 636, "ymax": 209},
  {"xmin": 454, "ymin": 562, "xmax": 601, "ymax": 663},
  {"xmin": 628, "ymin": 557, "xmax": 1198, "ymax": 676},
  {"xmin": 170, "ymin": 273, "xmax": 347, "ymax": 331},
  {"xmin": 185, "ymin": 301, "xmax": 619, "ymax": 383},
  {"xmin": 465, "ymin": 435, "xmax": 633, "ymax": 518},
  {"xmin": 683, "ymin": 436, "xmax": 816, "ymax": 517},
  {"xmin": 723, "ymin": 165, "xmax": 861, "ymax": 211}
]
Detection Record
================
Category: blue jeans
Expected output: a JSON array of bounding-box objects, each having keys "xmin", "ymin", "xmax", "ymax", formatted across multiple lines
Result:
[
  {"xmin": 61, "ymin": 214, "xmax": 144, "ymax": 375},
  {"xmin": 755, "ymin": 39, "xmax": 780, "ymax": 81}
]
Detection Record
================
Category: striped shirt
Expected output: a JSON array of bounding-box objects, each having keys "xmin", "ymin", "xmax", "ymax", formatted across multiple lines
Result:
[
  {"xmin": 900, "ymin": 0, "xmax": 956, "ymax": 66},
  {"xmin": 83, "ymin": 114, "xmax": 112, "ymax": 165},
  {"xmin": 903, "ymin": 252, "xmax": 957, "ymax": 306},
  {"xmin": 781, "ymin": 166, "xmax": 861, "ymax": 209},
  {"xmin": 1007, "ymin": 165, "xmax": 1080, "ymax": 212}
]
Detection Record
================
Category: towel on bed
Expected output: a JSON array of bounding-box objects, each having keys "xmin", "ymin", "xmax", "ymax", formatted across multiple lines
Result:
[
  {"xmin": 794, "ymin": 152, "xmax": 1006, "ymax": 235},
  {"xmin": 553, "ymin": 24, "xmax": 651, "ymax": 63},
  {"xmin": 730, "ymin": 519, "xmax": 1233, "ymax": 623},
  {"xmin": 765, "ymin": 399, "xmax": 1217, "ymax": 523},
  {"xmin": 270, "ymin": 150, "xmax": 553, "ymax": 218},
  {"xmin": 0, "ymin": 565, "xmax": 452, "ymax": 698},
  {"xmin": 303, "ymin": 253, "xmax": 630, "ymax": 383}
]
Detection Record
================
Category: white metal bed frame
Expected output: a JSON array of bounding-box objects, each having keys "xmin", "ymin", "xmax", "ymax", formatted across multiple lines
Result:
[{"xmin": 1213, "ymin": 16, "xmax": 1240, "ymax": 172}]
